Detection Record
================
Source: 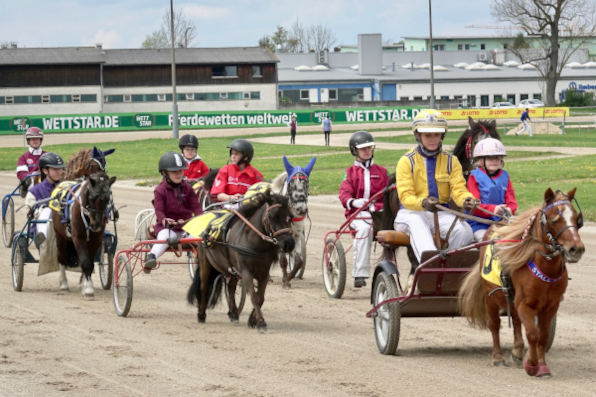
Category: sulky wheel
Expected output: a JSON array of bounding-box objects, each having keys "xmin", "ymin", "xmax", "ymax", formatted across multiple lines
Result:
[
  {"xmin": 113, "ymin": 255, "xmax": 133, "ymax": 317},
  {"xmin": 535, "ymin": 314, "xmax": 557, "ymax": 352},
  {"xmin": 188, "ymin": 250, "xmax": 198, "ymax": 280},
  {"xmin": 11, "ymin": 237, "xmax": 25, "ymax": 292},
  {"xmin": 225, "ymin": 277, "xmax": 246, "ymax": 315},
  {"xmin": 97, "ymin": 244, "xmax": 114, "ymax": 290},
  {"xmin": 288, "ymin": 233, "xmax": 307, "ymax": 280},
  {"xmin": 373, "ymin": 271, "xmax": 401, "ymax": 355},
  {"xmin": 2, "ymin": 197, "xmax": 15, "ymax": 248},
  {"xmin": 322, "ymin": 238, "xmax": 346, "ymax": 299}
]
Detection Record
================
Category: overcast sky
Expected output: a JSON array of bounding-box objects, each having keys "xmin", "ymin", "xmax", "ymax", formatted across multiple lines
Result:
[{"xmin": 0, "ymin": 0, "xmax": 496, "ymax": 49}]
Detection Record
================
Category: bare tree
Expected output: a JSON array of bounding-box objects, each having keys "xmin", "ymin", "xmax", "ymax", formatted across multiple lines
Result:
[
  {"xmin": 491, "ymin": 0, "xmax": 596, "ymax": 106},
  {"xmin": 141, "ymin": 8, "xmax": 198, "ymax": 49},
  {"xmin": 259, "ymin": 19, "xmax": 337, "ymax": 53},
  {"xmin": 306, "ymin": 24, "xmax": 338, "ymax": 53}
]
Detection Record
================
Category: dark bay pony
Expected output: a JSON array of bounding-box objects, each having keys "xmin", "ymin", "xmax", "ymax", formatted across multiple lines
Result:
[
  {"xmin": 187, "ymin": 188, "xmax": 295, "ymax": 332},
  {"xmin": 52, "ymin": 172, "xmax": 116, "ymax": 299},
  {"xmin": 380, "ymin": 117, "xmax": 501, "ymax": 270},
  {"xmin": 459, "ymin": 188, "xmax": 584, "ymax": 377},
  {"xmin": 63, "ymin": 146, "xmax": 116, "ymax": 181}
]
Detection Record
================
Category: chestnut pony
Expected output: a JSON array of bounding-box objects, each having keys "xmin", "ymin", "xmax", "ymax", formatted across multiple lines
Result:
[{"xmin": 459, "ymin": 188, "xmax": 585, "ymax": 378}]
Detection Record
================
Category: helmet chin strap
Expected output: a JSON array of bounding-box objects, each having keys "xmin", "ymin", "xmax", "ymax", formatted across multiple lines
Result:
[{"xmin": 417, "ymin": 142, "xmax": 442, "ymax": 157}]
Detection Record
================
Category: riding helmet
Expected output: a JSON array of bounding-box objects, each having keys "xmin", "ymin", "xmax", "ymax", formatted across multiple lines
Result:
[
  {"xmin": 38, "ymin": 152, "xmax": 66, "ymax": 169},
  {"xmin": 349, "ymin": 131, "xmax": 376, "ymax": 156},
  {"xmin": 178, "ymin": 134, "xmax": 198, "ymax": 150},
  {"xmin": 412, "ymin": 109, "xmax": 448, "ymax": 134},
  {"xmin": 473, "ymin": 138, "xmax": 507, "ymax": 158},
  {"xmin": 158, "ymin": 151, "xmax": 188, "ymax": 172},
  {"xmin": 25, "ymin": 127, "xmax": 44, "ymax": 143},
  {"xmin": 227, "ymin": 139, "xmax": 254, "ymax": 164}
]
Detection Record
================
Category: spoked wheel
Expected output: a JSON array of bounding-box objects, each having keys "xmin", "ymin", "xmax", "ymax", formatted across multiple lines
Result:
[
  {"xmin": 113, "ymin": 255, "xmax": 133, "ymax": 317},
  {"xmin": 3, "ymin": 197, "xmax": 15, "ymax": 248},
  {"xmin": 288, "ymin": 233, "xmax": 307, "ymax": 279},
  {"xmin": 12, "ymin": 237, "xmax": 25, "ymax": 292},
  {"xmin": 224, "ymin": 277, "xmax": 246, "ymax": 315},
  {"xmin": 535, "ymin": 314, "xmax": 557, "ymax": 352},
  {"xmin": 188, "ymin": 250, "xmax": 198, "ymax": 280},
  {"xmin": 373, "ymin": 271, "xmax": 401, "ymax": 355},
  {"xmin": 322, "ymin": 238, "xmax": 346, "ymax": 299},
  {"xmin": 97, "ymin": 244, "xmax": 114, "ymax": 290}
]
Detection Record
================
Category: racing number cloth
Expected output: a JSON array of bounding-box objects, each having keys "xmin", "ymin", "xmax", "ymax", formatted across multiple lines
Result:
[
  {"xmin": 48, "ymin": 181, "xmax": 80, "ymax": 213},
  {"xmin": 481, "ymin": 235, "xmax": 502, "ymax": 286}
]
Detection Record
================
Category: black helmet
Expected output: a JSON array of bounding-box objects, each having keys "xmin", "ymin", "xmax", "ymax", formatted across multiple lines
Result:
[
  {"xmin": 179, "ymin": 134, "xmax": 198, "ymax": 150},
  {"xmin": 158, "ymin": 151, "xmax": 188, "ymax": 172},
  {"xmin": 227, "ymin": 139, "xmax": 254, "ymax": 164},
  {"xmin": 39, "ymin": 152, "xmax": 66, "ymax": 170},
  {"xmin": 349, "ymin": 131, "xmax": 375, "ymax": 156}
]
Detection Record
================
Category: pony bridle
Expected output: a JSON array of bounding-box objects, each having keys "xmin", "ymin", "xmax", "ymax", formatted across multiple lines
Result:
[
  {"xmin": 537, "ymin": 194, "xmax": 584, "ymax": 261},
  {"xmin": 465, "ymin": 122, "xmax": 491, "ymax": 165},
  {"xmin": 287, "ymin": 173, "xmax": 309, "ymax": 219},
  {"xmin": 231, "ymin": 203, "xmax": 293, "ymax": 247}
]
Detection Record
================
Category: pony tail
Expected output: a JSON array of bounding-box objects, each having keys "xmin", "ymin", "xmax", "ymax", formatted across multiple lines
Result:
[{"xmin": 458, "ymin": 261, "xmax": 489, "ymax": 329}]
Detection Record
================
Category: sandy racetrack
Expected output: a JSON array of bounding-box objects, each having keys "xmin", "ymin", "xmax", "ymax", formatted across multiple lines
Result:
[{"xmin": 0, "ymin": 174, "xmax": 595, "ymax": 396}]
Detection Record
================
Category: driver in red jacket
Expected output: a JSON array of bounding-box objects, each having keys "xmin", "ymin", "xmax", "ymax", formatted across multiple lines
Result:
[
  {"xmin": 16, "ymin": 127, "xmax": 46, "ymax": 197},
  {"xmin": 339, "ymin": 131, "xmax": 389, "ymax": 288},
  {"xmin": 178, "ymin": 134, "xmax": 209, "ymax": 182}
]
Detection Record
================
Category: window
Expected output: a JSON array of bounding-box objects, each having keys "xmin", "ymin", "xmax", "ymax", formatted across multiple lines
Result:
[
  {"xmin": 481, "ymin": 95, "xmax": 489, "ymax": 107},
  {"xmin": 131, "ymin": 94, "xmax": 158, "ymax": 102},
  {"xmin": 42, "ymin": 95, "xmax": 50, "ymax": 103},
  {"xmin": 329, "ymin": 89, "xmax": 338, "ymax": 100},
  {"xmin": 14, "ymin": 96, "xmax": 42, "ymax": 104},
  {"xmin": 458, "ymin": 44, "xmax": 463, "ymax": 50},
  {"xmin": 186, "ymin": 93, "xmax": 194, "ymax": 100},
  {"xmin": 250, "ymin": 91, "xmax": 260, "ymax": 99},
  {"xmin": 50, "ymin": 95, "xmax": 72, "ymax": 103},
  {"xmin": 494, "ymin": 95, "xmax": 502, "ymax": 102},
  {"xmin": 81, "ymin": 94, "xmax": 97, "ymax": 102},
  {"xmin": 196, "ymin": 93, "xmax": 219, "ymax": 101},
  {"xmin": 534, "ymin": 93, "xmax": 542, "ymax": 100},
  {"xmin": 433, "ymin": 44, "xmax": 445, "ymax": 51},
  {"xmin": 124, "ymin": 94, "xmax": 132, "ymax": 103},
  {"xmin": 5, "ymin": 96, "xmax": 13, "ymax": 104},
  {"xmin": 414, "ymin": 96, "xmax": 423, "ymax": 100},
  {"xmin": 228, "ymin": 92, "xmax": 243, "ymax": 100},
  {"xmin": 338, "ymin": 88, "xmax": 364, "ymax": 102},
  {"xmin": 467, "ymin": 96, "xmax": 476, "ymax": 107},
  {"xmin": 507, "ymin": 94, "xmax": 516, "ymax": 105},
  {"xmin": 278, "ymin": 90, "xmax": 283, "ymax": 97},
  {"xmin": 465, "ymin": 44, "xmax": 470, "ymax": 50},
  {"xmin": 243, "ymin": 92, "xmax": 251, "ymax": 100},
  {"xmin": 72, "ymin": 94, "xmax": 81, "ymax": 103},
  {"xmin": 0, "ymin": 96, "xmax": 4, "ymax": 105},
  {"xmin": 300, "ymin": 90, "xmax": 310, "ymax": 100},
  {"xmin": 520, "ymin": 94, "xmax": 529, "ymax": 101},
  {"xmin": 157, "ymin": 94, "xmax": 166, "ymax": 101},
  {"xmin": 252, "ymin": 65, "xmax": 262, "ymax": 77},
  {"xmin": 481, "ymin": 44, "xmax": 486, "ymax": 50},
  {"xmin": 212, "ymin": 65, "xmax": 238, "ymax": 78}
]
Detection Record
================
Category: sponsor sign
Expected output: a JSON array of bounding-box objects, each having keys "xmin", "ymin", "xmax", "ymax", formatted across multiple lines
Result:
[{"xmin": 440, "ymin": 107, "xmax": 569, "ymax": 120}]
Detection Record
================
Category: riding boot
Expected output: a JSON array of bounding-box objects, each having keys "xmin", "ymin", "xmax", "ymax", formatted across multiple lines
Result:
[
  {"xmin": 144, "ymin": 253, "xmax": 157, "ymax": 273},
  {"xmin": 354, "ymin": 277, "xmax": 367, "ymax": 288}
]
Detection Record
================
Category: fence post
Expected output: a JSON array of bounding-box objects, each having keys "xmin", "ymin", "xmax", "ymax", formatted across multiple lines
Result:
[
  {"xmin": 503, "ymin": 123, "xmax": 507, "ymax": 136},
  {"xmin": 561, "ymin": 113, "xmax": 565, "ymax": 135}
]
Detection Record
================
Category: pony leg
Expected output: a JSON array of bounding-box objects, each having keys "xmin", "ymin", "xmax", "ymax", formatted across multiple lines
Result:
[
  {"xmin": 486, "ymin": 298, "xmax": 505, "ymax": 366},
  {"xmin": 197, "ymin": 265, "xmax": 211, "ymax": 323},
  {"xmin": 278, "ymin": 252, "xmax": 291, "ymax": 289},
  {"xmin": 59, "ymin": 265, "xmax": 70, "ymax": 291},
  {"xmin": 535, "ymin": 309, "xmax": 557, "ymax": 378},
  {"xmin": 253, "ymin": 276, "xmax": 268, "ymax": 333},
  {"xmin": 511, "ymin": 310, "xmax": 524, "ymax": 365},
  {"xmin": 243, "ymin": 270, "xmax": 264, "ymax": 330},
  {"xmin": 517, "ymin": 303, "xmax": 540, "ymax": 376},
  {"xmin": 227, "ymin": 277, "xmax": 240, "ymax": 323},
  {"xmin": 285, "ymin": 252, "xmax": 304, "ymax": 287},
  {"xmin": 76, "ymin": 246, "xmax": 95, "ymax": 300}
]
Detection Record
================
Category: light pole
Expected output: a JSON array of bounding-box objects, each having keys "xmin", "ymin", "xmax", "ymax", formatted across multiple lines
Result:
[
  {"xmin": 429, "ymin": 0, "xmax": 435, "ymax": 109},
  {"xmin": 170, "ymin": 0, "xmax": 179, "ymax": 139}
]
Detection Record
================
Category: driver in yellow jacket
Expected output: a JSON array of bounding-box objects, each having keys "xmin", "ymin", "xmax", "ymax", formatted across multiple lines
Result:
[{"xmin": 394, "ymin": 110, "xmax": 476, "ymax": 275}]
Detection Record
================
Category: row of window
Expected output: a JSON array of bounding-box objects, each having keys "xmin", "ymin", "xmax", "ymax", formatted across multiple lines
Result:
[
  {"xmin": 432, "ymin": 44, "xmax": 487, "ymax": 51},
  {"xmin": 0, "ymin": 92, "xmax": 262, "ymax": 105},
  {"xmin": 104, "ymin": 92, "xmax": 261, "ymax": 103},
  {"xmin": 408, "ymin": 93, "xmax": 542, "ymax": 107},
  {"xmin": 212, "ymin": 65, "xmax": 262, "ymax": 78},
  {"xmin": 0, "ymin": 94, "xmax": 97, "ymax": 104},
  {"xmin": 279, "ymin": 88, "xmax": 364, "ymax": 103}
]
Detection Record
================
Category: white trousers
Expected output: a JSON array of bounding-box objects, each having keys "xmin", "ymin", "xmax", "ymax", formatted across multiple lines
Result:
[
  {"xmin": 518, "ymin": 120, "xmax": 532, "ymax": 136},
  {"xmin": 36, "ymin": 207, "xmax": 53, "ymax": 236},
  {"xmin": 393, "ymin": 209, "xmax": 473, "ymax": 263},
  {"xmin": 350, "ymin": 216, "xmax": 374, "ymax": 278},
  {"xmin": 473, "ymin": 228, "xmax": 487, "ymax": 243},
  {"xmin": 150, "ymin": 229, "xmax": 186, "ymax": 258}
]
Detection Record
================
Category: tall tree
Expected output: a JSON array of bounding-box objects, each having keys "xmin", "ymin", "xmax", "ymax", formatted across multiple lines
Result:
[
  {"xmin": 491, "ymin": 0, "xmax": 596, "ymax": 106},
  {"xmin": 258, "ymin": 19, "xmax": 337, "ymax": 53},
  {"xmin": 141, "ymin": 8, "xmax": 198, "ymax": 49}
]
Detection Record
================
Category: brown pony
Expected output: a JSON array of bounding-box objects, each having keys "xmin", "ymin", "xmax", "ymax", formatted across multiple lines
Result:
[
  {"xmin": 459, "ymin": 187, "xmax": 585, "ymax": 377},
  {"xmin": 63, "ymin": 147, "xmax": 115, "ymax": 181},
  {"xmin": 52, "ymin": 172, "xmax": 116, "ymax": 299}
]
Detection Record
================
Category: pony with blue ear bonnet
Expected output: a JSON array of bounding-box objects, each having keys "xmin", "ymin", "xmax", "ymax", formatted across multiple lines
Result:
[
  {"xmin": 272, "ymin": 156, "xmax": 316, "ymax": 288},
  {"xmin": 63, "ymin": 146, "xmax": 116, "ymax": 181}
]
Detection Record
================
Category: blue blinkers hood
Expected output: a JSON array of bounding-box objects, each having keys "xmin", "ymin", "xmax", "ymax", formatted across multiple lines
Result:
[{"xmin": 283, "ymin": 156, "xmax": 316, "ymax": 182}]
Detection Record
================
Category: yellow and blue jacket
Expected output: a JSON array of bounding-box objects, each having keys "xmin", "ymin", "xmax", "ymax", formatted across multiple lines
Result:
[{"xmin": 396, "ymin": 147, "xmax": 473, "ymax": 211}]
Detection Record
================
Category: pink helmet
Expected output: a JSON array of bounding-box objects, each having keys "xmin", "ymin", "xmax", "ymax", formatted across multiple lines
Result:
[
  {"xmin": 25, "ymin": 127, "xmax": 44, "ymax": 140},
  {"xmin": 473, "ymin": 137, "xmax": 507, "ymax": 158}
]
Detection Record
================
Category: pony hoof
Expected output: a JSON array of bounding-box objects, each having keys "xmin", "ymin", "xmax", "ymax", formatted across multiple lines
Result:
[
  {"xmin": 537, "ymin": 364, "xmax": 552, "ymax": 378},
  {"xmin": 511, "ymin": 353, "xmax": 523, "ymax": 366},
  {"xmin": 83, "ymin": 294, "xmax": 95, "ymax": 301},
  {"xmin": 282, "ymin": 283, "xmax": 292, "ymax": 290},
  {"xmin": 197, "ymin": 314, "xmax": 206, "ymax": 324},
  {"xmin": 228, "ymin": 312, "xmax": 239, "ymax": 323},
  {"xmin": 524, "ymin": 360, "xmax": 540, "ymax": 376},
  {"xmin": 258, "ymin": 325, "xmax": 267, "ymax": 334},
  {"xmin": 493, "ymin": 360, "xmax": 506, "ymax": 367}
]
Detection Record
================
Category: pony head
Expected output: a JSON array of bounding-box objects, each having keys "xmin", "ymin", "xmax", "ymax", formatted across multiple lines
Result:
[
  {"xmin": 283, "ymin": 156, "xmax": 316, "ymax": 183},
  {"xmin": 282, "ymin": 156, "xmax": 316, "ymax": 218},
  {"xmin": 91, "ymin": 147, "xmax": 116, "ymax": 171}
]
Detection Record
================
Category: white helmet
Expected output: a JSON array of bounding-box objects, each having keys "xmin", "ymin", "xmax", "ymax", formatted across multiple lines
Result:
[{"xmin": 473, "ymin": 138, "xmax": 507, "ymax": 158}]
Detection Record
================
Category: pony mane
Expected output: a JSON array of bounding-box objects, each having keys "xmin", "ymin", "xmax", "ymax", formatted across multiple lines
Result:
[
  {"xmin": 201, "ymin": 168, "xmax": 219, "ymax": 192},
  {"xmin": 494, "ymin": 206, "xmax": 541, "ymax": 275},
  {"xmin": 236, "ymin": 190, "xmax": 289, "ymax": 220},
  {"xmin": 271, "ymin": 172, "xmax": 288, "ymax": 193},
  {"xmin": 63, "ymin": 148, "xmax": 92, "ymax": 181}
]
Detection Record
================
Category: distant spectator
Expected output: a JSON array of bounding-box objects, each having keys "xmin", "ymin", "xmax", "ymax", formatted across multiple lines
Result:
[
  {"xmin": 516, "ymin": 108, "xmax": 532, "ymax": 137},
  {"xmin": 287, "ymin": 116, "xmax": 297, "ymax": 145},
  {"xmin": 322, "ymin": 116, "xmax": 332, "ymax": 146}
]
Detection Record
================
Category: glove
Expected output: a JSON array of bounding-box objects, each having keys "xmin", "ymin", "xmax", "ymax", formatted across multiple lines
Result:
[
  {"xmin": 161, "ymin": 218, "xmax": 176, "ymax": 228},
  {"xmin": 422, "ymin": 196, "xmax": 439, "ymax": 212},
  {"xmin": 463, "ymin": 197, "xmax": 477, "ymax": 212},
  {"xmin": 351, "ymin": 198, "xmax": 367, "ymax": 209}
]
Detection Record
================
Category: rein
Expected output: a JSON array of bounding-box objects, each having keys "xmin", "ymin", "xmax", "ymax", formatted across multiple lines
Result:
[{"xmin": 231, "ymin": 203, "xmax": 292, "ymax": 246}]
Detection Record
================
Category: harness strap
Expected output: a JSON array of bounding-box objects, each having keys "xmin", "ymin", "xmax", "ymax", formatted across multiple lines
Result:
[{"xmin": 292, "ymin": 215, "xmax": 307, "ymax": 222}]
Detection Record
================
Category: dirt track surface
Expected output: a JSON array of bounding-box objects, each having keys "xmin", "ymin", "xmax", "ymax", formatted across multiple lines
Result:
[{"xmin": 1, "ymin": 174, "xmax": 595, "ymax": 396}]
